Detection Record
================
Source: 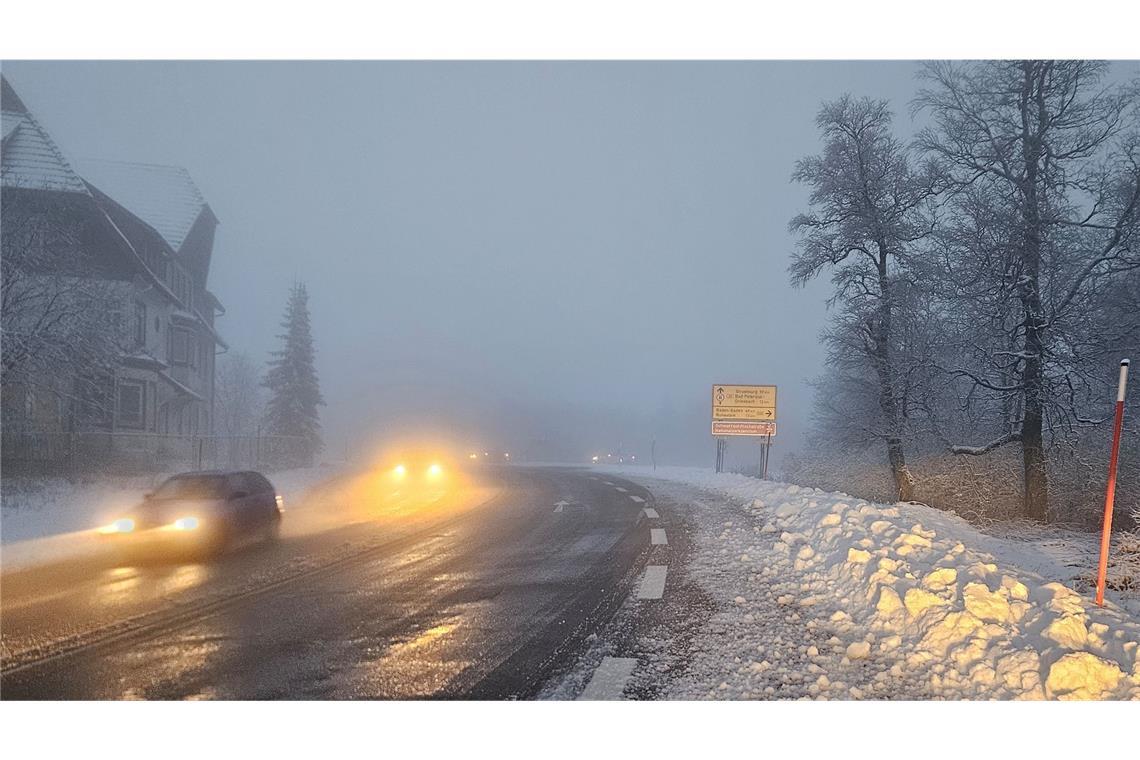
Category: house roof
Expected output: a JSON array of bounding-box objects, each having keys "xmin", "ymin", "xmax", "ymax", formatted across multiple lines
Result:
[
  {"xmin": 75, "ymin": 158, "xmax": 213, "ymax": 253},
  {"xmin": 1, "ymin": 109, "xmax": 91, "ymax": 194}
]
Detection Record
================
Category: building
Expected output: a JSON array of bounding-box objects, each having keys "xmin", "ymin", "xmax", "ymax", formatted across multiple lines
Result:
[{"xmin": 1, "ymin": 75, "xmax": 226, "ymax": 453}]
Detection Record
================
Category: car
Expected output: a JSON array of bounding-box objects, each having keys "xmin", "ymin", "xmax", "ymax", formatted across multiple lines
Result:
[
  {"xmin": 383, "ymin": 451, "xmax": 449, "ymax": 485},
  {"xmin": 99, "ymin": 470, "xmax": 283, "ymax": 558}
]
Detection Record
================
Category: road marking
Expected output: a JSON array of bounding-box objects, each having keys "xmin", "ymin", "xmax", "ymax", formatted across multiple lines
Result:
[
  {"xmin": 615, "ymin": 486, "xmax": 628, "ymax": 493},
  {"xmin": 603, "ymin": 481, "xmax": 615, "ymax": 486},
  {"xmin": 638, "ymin": 565, "xmax": 667, "ymax": 599},
  {"xmin": 650, "ymin": 528, "xmax": 667, "ymax": 545},
  {"xmin": 554, "ymin": 500, "xmax": 569, "ymax": 513},
  {"xmin": 643, "ymin": 508, "xmax": 659, "ymax": 519},
  {"xmin": 629, "ymin": 495, "xmax": 645, "ymax": 503},
  {"xmin": 578, "ymin": 656, "xmax": 637, "ymax": 700}
]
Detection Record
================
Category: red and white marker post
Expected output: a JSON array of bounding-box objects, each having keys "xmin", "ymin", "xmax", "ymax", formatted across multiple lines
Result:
[{"xmin": 1095, "ymin": 359, "xmax": 1130, "ymax": 607}]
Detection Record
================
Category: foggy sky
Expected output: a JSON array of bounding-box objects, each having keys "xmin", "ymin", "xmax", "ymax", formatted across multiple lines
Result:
[{"xmin": 3, "ymin": 61, "xmax": 936, "ymax": 466}]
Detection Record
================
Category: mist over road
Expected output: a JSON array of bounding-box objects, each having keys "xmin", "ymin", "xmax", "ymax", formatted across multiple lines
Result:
[{"xmin": 1, "ymin": 466, "xmax": 654, "ymax": 699}]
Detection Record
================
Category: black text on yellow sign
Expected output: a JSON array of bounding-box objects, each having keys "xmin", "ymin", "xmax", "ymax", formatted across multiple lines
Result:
[{"xmin": 711, "ymin": 384, "xmax": 777, "ymax": 421}]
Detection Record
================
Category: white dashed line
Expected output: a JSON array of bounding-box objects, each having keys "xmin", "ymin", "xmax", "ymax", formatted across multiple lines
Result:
[
  {"xmin": 650, "ymin": 528, "xmax": 667, "ymax": 545},
  {"xmin": 578, "ymin": 657, "xmax": 637, "ymax": 700},
  {"xmin": 615, "ymin": 486, "xmax": 628, "ymax": 493},
  {"xmin": 637, "ymin": 565, "xmax": 668, "ymax": 599},
  {"xmin": 629, "ymin": 495, "xmax": 645, "ymax": 503},
  {"xmin": 643, "ymin": 508, "xmax": 659, "ymax": 519},
  {"xmin": 603, "ymin": 481, "xmax": 616, "ymax": 486}
]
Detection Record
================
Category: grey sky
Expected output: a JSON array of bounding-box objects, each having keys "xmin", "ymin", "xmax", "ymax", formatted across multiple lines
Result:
[{"xmin": 2, "ymin": 61, "xmax": 939, "ymax": 464}]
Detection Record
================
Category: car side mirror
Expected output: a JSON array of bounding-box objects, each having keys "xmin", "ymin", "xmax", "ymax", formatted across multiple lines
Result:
[{"xmin": 230, "ymin": 490, "xmax": 249, "ymax": 500}]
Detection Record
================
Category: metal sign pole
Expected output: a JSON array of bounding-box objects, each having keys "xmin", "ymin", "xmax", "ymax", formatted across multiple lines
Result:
[
  {"xmin": 1095, "ymin": 359, "xmax": 1130, "ymax": 607},
  {"xmin": 762, "ymin": 432, "xmax": 771, "ymax": 479}
]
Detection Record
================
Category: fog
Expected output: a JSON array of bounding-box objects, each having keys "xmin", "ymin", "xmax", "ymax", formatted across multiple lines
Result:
[{"xmin": 3, "ymin": 61, "xmax": 926, "ymax": 466}]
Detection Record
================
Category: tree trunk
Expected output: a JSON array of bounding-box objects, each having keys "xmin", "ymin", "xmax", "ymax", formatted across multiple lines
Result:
[
  {"xmin": 873, "ymin": 251, "xmax": 915, "ymax": 502},
  {"xmin": 1017, "ymin": 61, "xmax": 1050, "ymax": 521}
]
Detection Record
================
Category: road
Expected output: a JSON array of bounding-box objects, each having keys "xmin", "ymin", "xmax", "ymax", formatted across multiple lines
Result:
[{"xmin": 0, "ymin": 466, "xmax": 657, "ymax": 699}]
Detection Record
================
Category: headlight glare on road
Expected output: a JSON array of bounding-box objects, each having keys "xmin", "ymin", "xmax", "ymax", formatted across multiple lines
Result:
[
  {"xmin": 172, "ymin": 516, "xmax": 200, "ymax": 531},
  {"xmin": 99, "ymin": 518, "xmax": 135, "ymax": 535}
]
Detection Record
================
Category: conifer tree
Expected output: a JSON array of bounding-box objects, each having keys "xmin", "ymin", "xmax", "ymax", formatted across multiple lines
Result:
[{"xmin": 263, "ymin": 282, "xmax": 324, "ymax": 464}]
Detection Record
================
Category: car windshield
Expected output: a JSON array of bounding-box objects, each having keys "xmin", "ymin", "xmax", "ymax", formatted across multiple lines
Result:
[{"xmin": 150, "ymin": 474, "xmax": 228, "ymax": 501}]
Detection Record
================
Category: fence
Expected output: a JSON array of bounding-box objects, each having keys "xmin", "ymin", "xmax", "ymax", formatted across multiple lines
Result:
[{"xmin": 0, "ymin": 430, "xmax": 310, "ymax": 476}]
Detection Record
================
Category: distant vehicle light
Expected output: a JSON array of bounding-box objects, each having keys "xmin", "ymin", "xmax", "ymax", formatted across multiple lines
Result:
[
  {"xmin": 504, "ymin": 452, "xmax": 510, "ymax": 459},
  {"xmin": 393, "ymin": 464, "xmax": 407, "ymax": 478},
  {"xmin": 275, "ymin": 494, "xmax": 285, "ymax": 510},
  {"xmin": 172, "ymin": 516, "xmax": 200, "ymax": 531},
  {"xmin": 591, "ymin": 455, "xmax": 599, "ymax": 462},
  {"xmin": 469, "ymin": 453, "xmax": 479, "ymax": 460},
  {"xmin": 427, "ymin": 463, "xmax": 443, "ymax": 478},
  {"xmin": 99, "ymin": 517, "xmax": 135, "ymax": 535}
]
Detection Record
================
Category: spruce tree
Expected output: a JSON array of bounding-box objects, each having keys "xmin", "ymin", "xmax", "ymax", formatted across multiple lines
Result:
[{"xmin": 262, "ymin": 282, "xmax": 324, "ymax": 465}]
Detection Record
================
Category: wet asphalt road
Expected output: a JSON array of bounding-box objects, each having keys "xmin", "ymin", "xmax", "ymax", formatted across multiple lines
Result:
[{"xmin": 0, "ymin": 466, "xmax": 654, "ymax": 699}]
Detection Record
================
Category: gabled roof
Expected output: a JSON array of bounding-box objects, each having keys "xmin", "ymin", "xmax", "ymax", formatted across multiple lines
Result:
[
  {"xmin": 1, "ymin": 77, "xmax": 91, "ymax": 195},
  {"xmin": 75, "ymin": 158, "xmax": 214, "ymax": 254}
]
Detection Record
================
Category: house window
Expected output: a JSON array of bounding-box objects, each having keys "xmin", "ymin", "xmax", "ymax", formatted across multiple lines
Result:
[
  {"xmin": 171, "ymin": 327, "xmax": 190, "ymax": 365},
  {"xmin": 118, "ymin": 380, "xmax": 146, "ymax": 429},
  {"xmin": 133, "ymin": 301, "xmax": 147, "ymax": 347}
]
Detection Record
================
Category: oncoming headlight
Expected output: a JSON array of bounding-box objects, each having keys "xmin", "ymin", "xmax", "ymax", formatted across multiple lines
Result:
[
  {"xmin": 99, "ymin": 518, "xmax": 135, "ymax": 535},
  {"xmin": 172, "ymin": 516, "xmax": 200, "ymax": 531}
]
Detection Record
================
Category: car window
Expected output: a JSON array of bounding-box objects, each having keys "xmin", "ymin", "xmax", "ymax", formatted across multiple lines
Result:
[
  {"xmin": 227, "ymin": 473, "xmax": 252, "ymax": 494},
  {"xmin": 248, "ymin": 473, "xmax": 274, "ymax": 493},
  {"xmin": 152, "ymin": 474, "xmax": 228, "ymax": 500}
]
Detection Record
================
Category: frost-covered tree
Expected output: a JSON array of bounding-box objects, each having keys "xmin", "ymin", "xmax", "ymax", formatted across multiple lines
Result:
[
  {"xmin": 915, "ymin": 60, "xmax": 1140, "ymax": 521},
  {"xmin": 262, "ymin": 282, "xmax": 324, "ymax": 463},
  {"xmin": 1, "ymin": 189, "xmax": 123, "ymax": 426},
  {"xmin": 789, "ymin": 96, "xmax": 938, "ymax": 501},
  {"xmin": 216, "ymin": 351, "xmax": 263, "ymax": 436}
]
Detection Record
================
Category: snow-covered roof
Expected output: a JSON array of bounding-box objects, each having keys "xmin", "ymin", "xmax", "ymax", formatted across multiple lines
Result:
[
  {"xmin": 1, "ymin": 109, "xmax": 91, "ymax": 194},
  {"xmin": 76, "ymin": 158, "xmax": 211, "ymax": 253}
]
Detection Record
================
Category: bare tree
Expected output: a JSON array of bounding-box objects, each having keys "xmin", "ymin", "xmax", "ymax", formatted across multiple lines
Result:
[
  {"xmin": 215, "ymin": 351, "xmax": 264, "ymax": 436},
  {"xmin": 915, "ymin": 61, "xmax": 1140, "ymax": 520},
  {"xmin": 1, "ymin": 190, "xmax": 124, "ymax": 427},
  {"xmin": 789, "ymin": 96, "xmax": 937, "ymax": 501}
]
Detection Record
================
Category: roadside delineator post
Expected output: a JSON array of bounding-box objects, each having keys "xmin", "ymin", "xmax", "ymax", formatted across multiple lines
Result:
[{"xmin": 1095, "ymin": 358, "xmax": 1130, "ymax": 607}]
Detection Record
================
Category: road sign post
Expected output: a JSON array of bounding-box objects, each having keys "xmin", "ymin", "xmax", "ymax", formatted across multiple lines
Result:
[
  {"xmin": 1095, "ymin": 359, "xmax": 1130, "ymax": 607},
  {"xmin": 712, "ymin": 384, "xmax": 778, "ymax": 475}
]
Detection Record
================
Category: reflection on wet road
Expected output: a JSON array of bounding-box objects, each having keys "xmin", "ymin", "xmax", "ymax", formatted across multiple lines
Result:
[{"xmin": 1, "ymin": 466, "xmax": 652, "ymax": 699}]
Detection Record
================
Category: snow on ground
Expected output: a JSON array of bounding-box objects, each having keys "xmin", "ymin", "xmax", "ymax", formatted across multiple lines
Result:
[{"xmin": 611, "ymin": 466, "xmax": 1140, "ymax": 700}]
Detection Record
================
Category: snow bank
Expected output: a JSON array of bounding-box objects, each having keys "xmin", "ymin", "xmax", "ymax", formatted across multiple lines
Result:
[{"xmin": 612, "ymin": 466, "xmax": 1140, "ymax": 700}]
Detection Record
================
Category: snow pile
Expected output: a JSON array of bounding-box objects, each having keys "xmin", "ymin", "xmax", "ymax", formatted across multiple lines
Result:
[{"xmin": 612, "ymin": 466, "xmax": 1140, "ymax": 700}]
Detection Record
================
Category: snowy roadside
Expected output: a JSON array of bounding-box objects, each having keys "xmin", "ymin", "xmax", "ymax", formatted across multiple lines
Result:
[{"xmin": 606, "ymin": 465, "xmax": 1140, "ymax": 700}]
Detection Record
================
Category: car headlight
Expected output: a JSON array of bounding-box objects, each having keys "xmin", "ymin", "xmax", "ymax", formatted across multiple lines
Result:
[
  {"xmin": 171, "ymin": 516, "xmax": 200, "ymax": 531},
  {"xmin": 99, "ymin": 517, "xmax": 136, "ymax": 535},
  {"xmin": 427, "ymin": 463, "xmax": 443, "ymax": 478},
  {"xmin": 393, "ymin": 464, "xmax": 407, "ymax": 478}
]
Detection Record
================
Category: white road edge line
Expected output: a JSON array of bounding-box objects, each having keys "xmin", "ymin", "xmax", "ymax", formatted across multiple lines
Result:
[
  {"xmin": 650, "ymin": 528, "xmax": 667, "ymax": 545},
  {"xmin": 629, "ymin": 495, "xmax": 645, "ymax": 503},
  {"xmin": 643, "ymin": 508, "xmax": 659, "ymax": 519},
  {"xmin": 603, "ymin": 481, "xmax": 616, "ymax": 486},
  {"xmin": 615, "ymin": 486, "xmax": 628, "ymax": 493},
  {"xmin": 578, "ymin": 656, "xmax": 637, "ymax": 700},
  {"xmin": 638, "ymin": 565, "xmax": 667, "ymax": 599}
]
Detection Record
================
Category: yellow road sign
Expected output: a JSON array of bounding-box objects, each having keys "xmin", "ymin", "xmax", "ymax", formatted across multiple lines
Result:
[
  {"xmin": 711, "ymin": 384, "xmax": 777, "ymax": 421},
  {"xmin": 712, "ymin": 420, "xmax": 776, "ymax": 437}
]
